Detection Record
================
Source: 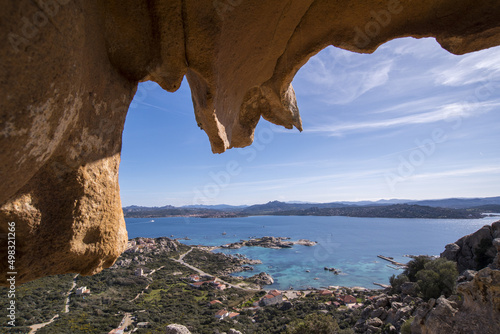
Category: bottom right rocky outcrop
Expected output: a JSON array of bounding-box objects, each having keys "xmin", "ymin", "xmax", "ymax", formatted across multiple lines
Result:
[{"xmin": 412, "ymin": 221, "xmax": 500, "ymax": 334}]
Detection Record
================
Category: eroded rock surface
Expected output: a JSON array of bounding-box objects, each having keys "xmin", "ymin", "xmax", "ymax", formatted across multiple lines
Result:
[
  {"xmin": 441, "ymin": 221, "xmax": 500, "ymax": 272},
  {"xmin": 2, "ymin": 0, "xmax": 500, "ymax": 284},
  {"xmin": 412, "ymin": 222, "xmax": 500, "ymax": 334},
  {"xmin": 412, "ymin": 268, "xmax": 500, "ymax": 334},
  {"xmin": 165, "ymin": 324, "xmax": 191, "ymax": 334}
]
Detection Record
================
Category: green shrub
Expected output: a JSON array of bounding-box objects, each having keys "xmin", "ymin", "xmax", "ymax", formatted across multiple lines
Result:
[
  {"xmin": 401, "ymin": 317, "xmax": 414, "ymax": 334},
  {"xmin": 416, "ymin": 258, "xmax": 458, "ymax": 300},
  {"xmin": 390, "ymin": 257, "xmax": 458, "ymax": 300},
  {"xmin": 389, "ymin": 273, "xmax": 409, "ymax": 294},
  {"xmin": 405, "ymin": 256, "xmax": 433, "ymax": 281},
  {"xmin": 285, "ymin": 313, "xmax": 341, "ymax": 334}
]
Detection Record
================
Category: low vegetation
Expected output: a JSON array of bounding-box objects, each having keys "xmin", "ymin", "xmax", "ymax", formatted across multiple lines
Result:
[{"xmin": 390, "ymin": 256, "xmax": 458, "ymax": 300}]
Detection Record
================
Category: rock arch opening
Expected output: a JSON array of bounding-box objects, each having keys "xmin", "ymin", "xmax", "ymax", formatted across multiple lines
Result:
[{"xmin": 1, "ymin": 0, "xmax": 500, "ymax": 285}]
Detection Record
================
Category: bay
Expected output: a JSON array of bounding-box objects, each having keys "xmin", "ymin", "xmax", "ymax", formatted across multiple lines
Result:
[{"xmin": 125, "ymin": 215, "xmax": 499, "ymax": 290}]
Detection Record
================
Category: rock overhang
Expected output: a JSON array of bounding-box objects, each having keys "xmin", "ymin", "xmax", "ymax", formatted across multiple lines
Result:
[{"xmin": 1, "ymin": 0, "xmax": 500, "ymax": 284}]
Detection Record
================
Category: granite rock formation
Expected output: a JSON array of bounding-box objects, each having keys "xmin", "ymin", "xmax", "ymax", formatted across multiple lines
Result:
[
  {"xmin": 250, "ymin": 272, "xmax": 274, "ymax": 286},
  {"xmin": 441, "ymin": 221, "xmax": 500, "ymax": 272},
  {"xmin": 2, "ymin": 1, "xmax": 500, "ymax": 284},
  {"xmin": 413, "ymin": 221, "xmax": 500, "ymax": 333},
  {"xmin": 412, "ymin": 268, "xmax": 500, "ymax": 334},
  {"xmin": 165, "ymin": 324, "xmax": 191, "ymax": 334}
]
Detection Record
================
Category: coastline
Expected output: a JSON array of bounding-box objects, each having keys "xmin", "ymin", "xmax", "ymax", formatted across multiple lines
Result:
[
  {"xmin": 129, "ymin": 236, "xmax": 404, "ymax": 291},
  {"xmin": 126, "ymin": 216, "xmax": 500, "ymax": 290}
]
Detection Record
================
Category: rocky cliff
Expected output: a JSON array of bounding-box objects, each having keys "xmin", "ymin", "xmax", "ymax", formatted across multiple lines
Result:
[
  {"xmin": 441, "ymin": 221, "xmax": 500, "ymax": 272},
  {"xmin": 2, "ymin": 1, "xmax": 500, "ymax": 284},
  {"xmin": 412, "ymin": 221, "xmax": 500, "ymax": 334}
]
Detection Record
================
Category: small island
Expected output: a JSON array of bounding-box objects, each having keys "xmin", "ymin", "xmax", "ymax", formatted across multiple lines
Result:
[{"xmin": 220, "ymin": 236, "xmax": 317, "ymax": 249}]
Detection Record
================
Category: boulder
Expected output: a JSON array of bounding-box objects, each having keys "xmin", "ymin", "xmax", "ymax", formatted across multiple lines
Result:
[
  {"xmin": 375, "ymin": 296, "xmax": 389, "ymax": 308},
  {"xmin": 366, "ymin": 317, "xmax": 384, "ymax": 327},
  {"xmin": 395, "ymin": 305, "xmax": 413, "ymax": 322},
  {"xmin": 491, "ymin": 238, "xmax": 500, "ymax": 269},
  {"xmin": 441, "ymin": 243, "xmax": 461, "ymax": 261},
  {"xmin": 441, "ymin": 223, "xmax": 500, "ymax": 272},
  {"xmin": 165, "ymin": 324, "xmax": 191, "ymax": 334},
  {"xmin": 361, "ymin": 305, "xmax": 375, "ymax": 319},
  {"xmin": 228, "ymin": 330, "xmax": 243, "ymax": 334},
  {"xmin": 250, "ymin": 272, "xmax": 274, "ymax": 285},
  {"xmin": 2, "ymin": 0, "xmax": 500, "ymax": 283},
  {"xmin": 370, "ymin": 307, "xmax": 388, "ymax": 321},
  {"xmin": 457, "ymin": 269, "xmax": 478, "ymax": 282}
]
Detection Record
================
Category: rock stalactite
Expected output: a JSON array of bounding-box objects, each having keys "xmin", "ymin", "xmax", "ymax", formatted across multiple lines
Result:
[{"xmin": 2, "ymin": 0, "xmax": 500, "ymax": 284}]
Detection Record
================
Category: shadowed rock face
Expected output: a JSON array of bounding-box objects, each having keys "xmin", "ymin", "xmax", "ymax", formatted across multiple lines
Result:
[{"xmin": 1, "ymin": 0, "xmax": 500, "ymax": 284}]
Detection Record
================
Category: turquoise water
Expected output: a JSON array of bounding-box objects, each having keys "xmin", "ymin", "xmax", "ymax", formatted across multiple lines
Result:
[{"xmin": 125, "ymin": 215, "xmax": 499, "ymax": 290}]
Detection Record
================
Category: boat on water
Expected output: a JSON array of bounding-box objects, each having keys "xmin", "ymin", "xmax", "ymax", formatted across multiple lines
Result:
[{"xmin": 222, "ymin": 232, "xmax": 227, "ymax": 235}]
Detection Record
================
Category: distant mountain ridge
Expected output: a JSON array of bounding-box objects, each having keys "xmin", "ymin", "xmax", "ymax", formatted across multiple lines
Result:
[{"xmin": 122, "ymin": 196, "xmax": 500, "ymax": 219}]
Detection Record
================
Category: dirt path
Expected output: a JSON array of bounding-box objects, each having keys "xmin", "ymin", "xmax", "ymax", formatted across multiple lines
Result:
[
  {"xmin": 129, "ymin": 264, "xmax": 166, "ymax": 302},
  {"xmin": 28, "ymin": 274, "xmax": 79, "ymax": 333},
  {"xmin": 28, "ymin": 315, "xmax": 59, "ymax": 334},
  {"xmin": 65, "ymin": 274, "xmax": 79, "ymax": 313}
]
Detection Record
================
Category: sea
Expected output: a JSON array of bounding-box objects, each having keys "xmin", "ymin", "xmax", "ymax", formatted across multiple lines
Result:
[{"xmin": 125, "ymin": 215, "xmax": 499, "ymax": 290}]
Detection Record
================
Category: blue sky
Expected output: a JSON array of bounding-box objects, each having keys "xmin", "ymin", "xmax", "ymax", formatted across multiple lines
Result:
[{"xmin": 119, "ymin": 37, "xmax": 500, "ymax": 207}]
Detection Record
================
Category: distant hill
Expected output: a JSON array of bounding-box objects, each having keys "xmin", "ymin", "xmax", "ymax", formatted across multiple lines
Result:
[
  {"xmin": 122, "ymin": 198, "xmax": 496, "ymax": 219},
  {"xmin": 469, "ymin": 204, "xmax": 500, "ymax": 213},
  {"xmin": 182, "ymin": 204, "xmax": 249, "ymax": 210},
  {"xmin": 264, "ymin": 204, "xmax": 483, "ymax": 219},
  {"xmin": 410, "ymin": 197, "xmax": 500, "ymax": 209},
  {"xmin": 239, "ymin": 200, "xmax": 350, "ymax": 215}
]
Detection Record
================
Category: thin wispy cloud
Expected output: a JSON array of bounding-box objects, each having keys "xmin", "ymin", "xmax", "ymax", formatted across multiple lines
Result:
[
  {"xmin": 214, "ymin": 168, "xmax": 389, "ymax": 193},
  {"xmin": 411, "ymin": 166, "xmax": 500, "ymax": 181},
  {"xmin": 296, "ymin": 47, "xmax": 393, "ymax": 105},
  {"xmin": 132, "ymin": 101, "xmax": 188, "ymax": 116},
  {"xmin": 306, "ymin": 101, "xmax": 497, "ymax": 136},
  {"xmin": 434, "ymin": 48, "xmax": 500, "ymax": 86}
]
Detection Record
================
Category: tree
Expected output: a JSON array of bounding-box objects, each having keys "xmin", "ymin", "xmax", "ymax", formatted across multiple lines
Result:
[
  {"xmin": 389, "ymin": 273, "xmax": 409, "ymax": 294},
  {"xmin": 389, "ymin": 257, "xmax": 458, "ymax": 300},
  {"xmin": 416, "ymin": 258, "xmax": 458, "ymax": 300},
  {"xmin": 404, "ymin": 256, "xmax": 433, "ymax": 281}
]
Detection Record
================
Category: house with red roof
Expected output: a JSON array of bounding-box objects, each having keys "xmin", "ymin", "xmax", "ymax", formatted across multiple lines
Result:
[
  {"xmin": 259, "ymin": 290, "xmax": 283, "ymax": 306},
  {"xmin": 190, "ymin": 281, "xmax": 206, "ymax": 288},
  {"xmin": 341, "ymin": 295, "xmax": 357, "ymax": 304},
  {"xmin": 209, "ymin": 300, "xmax": 223, "ymax": 306},
  {"xmin": 215, "ymin": 309, "xmax": 229, "ymax": 320},
  {"xmin": 228, "ymin": 312, "xmax": 240, "ymax": 318}
]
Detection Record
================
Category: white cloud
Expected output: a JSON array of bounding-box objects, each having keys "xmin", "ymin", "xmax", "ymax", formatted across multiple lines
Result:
[
  {"xmin": 434, "ymin": 47, "xmax": 500, "ymax": 86},
  {"xmin": 296, "ymin": 46, "xmax": 393, "ymax": 105},
  {"xmin": 306, "ymin": 101, "xmax": 498, "ymax": 136},
  {"xmin": 411, "ymin": 166, "xmax": 500, "ymax": 181}
]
